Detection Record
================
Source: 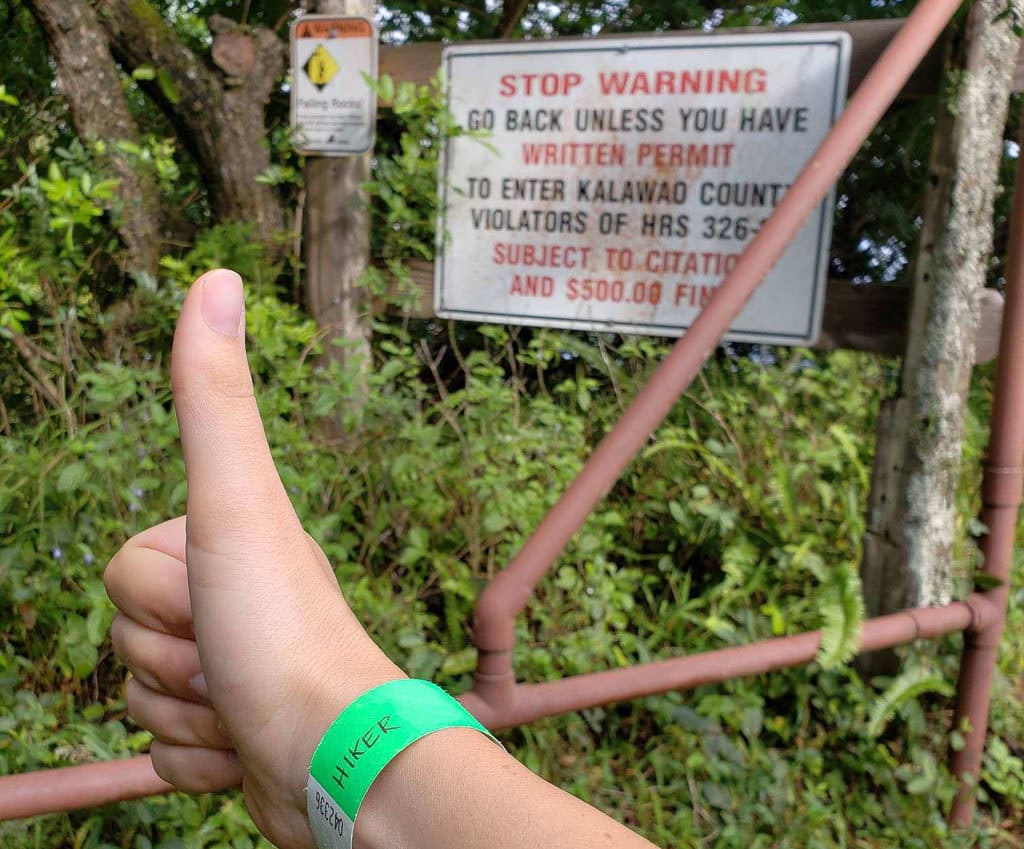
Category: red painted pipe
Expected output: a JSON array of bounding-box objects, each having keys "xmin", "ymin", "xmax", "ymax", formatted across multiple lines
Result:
[
  {"xmin": 0, "ymin": 0, "xmax": 983, "ymax": 826},
  {"xmin": 462, "ymin": 596, "xmax": 989, "ymax": 729},
  {"xmin": 471, "ymin": 0, "xmax": 969, "ymax": 707},
  {"xmin": 1, "ymin": 596, "xmax": 991, "ymax": 821},
  {"xmin": 948, "ymin": 114, "xmax": 1024, "ymax": 825},
  {"xmin": 0, "ymin": 755, "xmax": 172, "ymax": 821}
]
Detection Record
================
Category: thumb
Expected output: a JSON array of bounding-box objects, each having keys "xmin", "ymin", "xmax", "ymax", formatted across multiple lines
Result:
[
  {"xmin": 168, "ymin": 270, "xmax": 399, "ymax": 828},
  {"xmin": 170, "ymin": 268, "xmax": 306, "ymax": 577}
]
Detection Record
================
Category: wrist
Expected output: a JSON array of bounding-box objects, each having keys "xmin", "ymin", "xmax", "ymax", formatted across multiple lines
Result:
[
  {"xmin": 289, "ymin": 649, "xmax": 406, "ymax": 830},
  {"xmin": 352, "ymin": 727, "xmax": 509, "ymax": 849},
  {"xmin": 301, "ymin": 680, "xmax": 502, "ymax": 849}
]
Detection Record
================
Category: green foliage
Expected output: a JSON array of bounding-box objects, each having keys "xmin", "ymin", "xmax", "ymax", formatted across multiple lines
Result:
[
  {"xmin": 0, "ymin": 83, "xmax": 17, "ymax": 147},
  {"xmin": 0, "ymin": 127, "xmax": 183, "ymax": 425},
  {"xmin": 3, "ymin": 272, "xmax": 1022, "ymax": 846},
  {"xmin": 1, "ymin": 3, "xmax": 1024, "ymax": 848},
  {"xmin": 39, "ymin": 159, "xmax": 120, "ymax": 255},
  {"xmin": 798, "ymin": 548, "xmax": 866, "ymax": 669},
  {"xmin": 359, "ymin": 71, "xmax": 490, "ymax": 312},
  {"xmin": 115, "ymin": 136, "xmax": 181, "ymax": 195},
  {"xmin": 867, "ymin": 667, "xmax": 955, "ymax": 738},
  {"xmin": 364, "ymin": 72, "xmax": 456, "ymax": 265}
]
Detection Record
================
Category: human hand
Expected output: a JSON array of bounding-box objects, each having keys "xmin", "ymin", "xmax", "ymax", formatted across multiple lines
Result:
[{"xmin": 104, "ymin": 269, "xmax": 403, "ymax": 849}]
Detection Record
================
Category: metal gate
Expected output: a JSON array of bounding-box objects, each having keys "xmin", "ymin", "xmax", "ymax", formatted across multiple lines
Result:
[{"xmin": 1, "ymin": 0, "xmax": 1020, "ymax": 831}]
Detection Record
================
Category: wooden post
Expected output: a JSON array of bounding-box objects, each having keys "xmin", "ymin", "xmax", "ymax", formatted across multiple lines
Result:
[
  {"xmin": 859, "ymin": 0, "xmax": 1022, "ymax": 674},
  {"xmin": 303, "ymin": 0, "xmax": 373, "ymax": 410}
]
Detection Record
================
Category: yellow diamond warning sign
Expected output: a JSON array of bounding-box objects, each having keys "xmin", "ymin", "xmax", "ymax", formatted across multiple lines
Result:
[
  {"xmin": 303, "ymin": 45, "xmax": 339, "ymax": 90},
  {"xmin": 290, "ymin": 15, "xmax": 377, "ymax": 155}
]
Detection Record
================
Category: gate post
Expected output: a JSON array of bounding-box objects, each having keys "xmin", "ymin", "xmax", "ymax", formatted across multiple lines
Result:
[
  {"xmin": 860, "ymin": 0, "xmax": 1023, "ymax": 667},
  {"xmin": 302, "ymin": 0, "xmax": 375, "ymax": 414}
]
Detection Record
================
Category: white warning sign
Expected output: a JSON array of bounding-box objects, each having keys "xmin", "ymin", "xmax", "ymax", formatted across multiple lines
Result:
[
  {"xmin": 436, "ymin": 32, "xmax": 851, "ymax": 345},
  {"xmin": 290, "ymin": 16, "xmax": 377, "ymax": 156}
]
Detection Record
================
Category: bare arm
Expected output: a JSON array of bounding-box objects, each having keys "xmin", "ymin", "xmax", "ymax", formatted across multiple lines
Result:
[{"xmin": 358, "ymin": 728, "xmax": 654, "ymax": 849}]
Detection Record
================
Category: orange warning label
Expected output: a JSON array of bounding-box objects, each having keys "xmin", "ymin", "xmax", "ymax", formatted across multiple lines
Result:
[{"xmin": 295, "ymin": 18, "xmax": 371, "ymax": 39}]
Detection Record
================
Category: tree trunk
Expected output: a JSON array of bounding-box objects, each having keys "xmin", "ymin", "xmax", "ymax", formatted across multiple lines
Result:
[
  {"xmin": 26, "ymin": 0, "xmax": 162, "ymax": 275},
  {"xmin": 303, "ymin": 0, "xmax": 373, "ymax": 410},
  {"xmin": 495, "ymin": 0, "xmax": 531, "ymax": 37},
  {"xmin": 860, "ymin": 0, "xmax": 1022, "ymax": 672},
  {"xmin": 95, "ymin": 1, "xmax": 286, "ymax": 249}
]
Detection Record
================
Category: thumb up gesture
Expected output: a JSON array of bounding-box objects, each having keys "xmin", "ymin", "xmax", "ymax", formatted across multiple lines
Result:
[
  {"xmin": 104, "ymin": 270, "xmax": 403, "ymax": 849},
  {"xmin": 104, "ymin": 269, "xmax": 656, "ymax": 849}
]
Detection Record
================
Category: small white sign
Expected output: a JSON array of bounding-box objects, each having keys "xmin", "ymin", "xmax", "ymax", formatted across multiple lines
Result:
[
  {"xmin": 436, "ymin": 33, "xmax": 851, "ymax": 345},
  {"xmin": 291, "ymin": 15, "xmax": 377, "ymax": 156}
]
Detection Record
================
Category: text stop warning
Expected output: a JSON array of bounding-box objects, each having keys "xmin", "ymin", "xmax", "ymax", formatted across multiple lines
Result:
[{"xmin": 435, "ymin": 33, "xmax": 851, "ymax": 344}]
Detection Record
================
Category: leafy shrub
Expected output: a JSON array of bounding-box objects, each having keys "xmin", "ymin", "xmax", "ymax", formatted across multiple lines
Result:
[
  {"xmin": 2, "ymin": 273, "xmax": 1022, "ymax": 847},
  {"xmin": 1, "ymin": 67, "xmax": 1023, "ymax": 849}
]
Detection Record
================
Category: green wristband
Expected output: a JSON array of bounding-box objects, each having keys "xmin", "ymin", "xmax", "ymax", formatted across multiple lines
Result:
[{"xmin": 305, "ymin": 679, "xmax": 500, "ymax": 849}]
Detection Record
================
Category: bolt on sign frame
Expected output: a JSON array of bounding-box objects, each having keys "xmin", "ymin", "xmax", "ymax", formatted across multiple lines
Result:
[{"xmin": 1, "ymin": 0, "xmax": 1021, "ymax": 831}]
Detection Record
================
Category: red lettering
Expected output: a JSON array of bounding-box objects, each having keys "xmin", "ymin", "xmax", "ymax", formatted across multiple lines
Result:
[
  {"xmin": 493, "ymin": 243, "xmax": 591, "ymax": 269},
  {"xmin": 501, "ymin": 72, "xmax": 584, "ymax": 97},
  {"xmin": 598, "ymin": 72, "xmax": 629, "ymax": 95},
  {"xmin": 655, "ymin": 71, "xmax": 676, "ymax": 93},
  {"xmin": 597, "ymin": 68, "xmax": 767, "ymax": 96},
  {"xmin": 636, "ymin": 143, "xmax": 734, "ymax": 168},
  {"xmin": 510, "ymin": 274, "xmax": 555, "ymax": 297},
  {"xmin": 522, "ymin": 142, "xmax": 625, "ymax": 167},
  {"xmin": 673, "ymin": 283, "xmax": 716, "ymax": 308}
]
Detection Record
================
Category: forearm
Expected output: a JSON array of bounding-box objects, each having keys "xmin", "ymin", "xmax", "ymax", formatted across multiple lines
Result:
[{"xmin": 353, "ymin": 727, "xmax": 658, "ymax": 849}]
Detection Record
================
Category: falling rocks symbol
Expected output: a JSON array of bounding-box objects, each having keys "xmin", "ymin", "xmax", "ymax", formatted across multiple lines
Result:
[{"xmin": 304, "ymin": 44, "xmax": 339, "ymax": 91}]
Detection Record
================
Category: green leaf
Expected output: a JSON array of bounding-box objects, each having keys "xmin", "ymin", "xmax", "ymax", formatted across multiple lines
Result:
[
  {"xmin": 668, "ymin": 500, "xmax": 686, "ymax": 524},
  {"xmin": 576, "ymin": 384, "xmax": 591, "ymax": 412},
  {"xmin": 814, "ymin": 560, "xmax": 864, "ymax": 669},
  {"xmin": 974, "ymin": 571, "xmax": 1004, "ymax": 591},
  {"xmin": 132, "ymin": 65, "xmax": 156, "ymax": 81},
  {"xmin": 86, "ymin": 606, "xmax": 109, "ymax": 646},
  {"xmin": 440, "ymin": 647, "xmax": 477, "ymax": 677},
  {"xmin": 56, "ymin": 461, "xmax": 89, "ymax": 493},
  {"xmin": 407, "ymin": 526, "xmax": 429, "ymax": 551},
  {"xmin": 379, "ymin": 73, "xmax": 395, "ymax": 104},
  {"xmin": 170, "ymin": 478, "xmax": 188, "ymax": 508},
  {"xmin": 761, "ymin": 603, "xmax": 786, "ymax": 636},
  {"xmin": 157, "ymin": 68, "xmax": 181, "ymax": 105},
  {"xmin": 741, "ymin": 706, "xmax": 763, "ymax": 738},
  {"xmin": 482, "ymin": 510, "xmax": 508, "ymax": 533},
  {"xmin": 867, "ymin": 667, "xmax": 953, "ymax": 738}
]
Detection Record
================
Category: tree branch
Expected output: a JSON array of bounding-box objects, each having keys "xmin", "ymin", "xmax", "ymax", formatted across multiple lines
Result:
[
  {"xmin": 95, "ymin": 0, "xmax": 287, "ymax": 246},
  {"xmin": 496, "ymin": 0, "xmax": 531, "ymax": 38},
  {"xmin": 25, "ymin": 0, "xmax": 162, "ymax": 273}
]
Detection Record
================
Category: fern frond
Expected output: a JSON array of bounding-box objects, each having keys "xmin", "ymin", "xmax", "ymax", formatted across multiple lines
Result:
[
  {"xmin": 815, "ymin": 561, "xmax": 864, "ymax": 669},
  {"xmin": 866, "ymin": 667, "xmax": 954, "ymax": 738}
]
